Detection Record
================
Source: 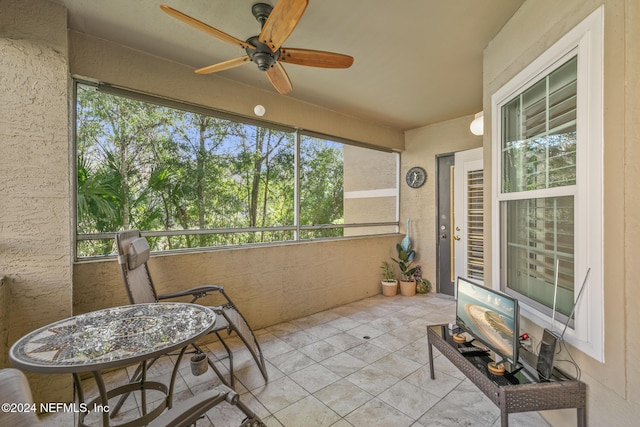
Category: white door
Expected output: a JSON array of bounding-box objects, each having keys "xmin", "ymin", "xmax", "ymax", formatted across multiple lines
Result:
[{"xmin": 453, "ymin": 148, "xmax": 484, "ymax": 286}]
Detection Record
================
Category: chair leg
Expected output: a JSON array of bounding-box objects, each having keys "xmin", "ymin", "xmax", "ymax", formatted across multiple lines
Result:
[{"xmin": 214, "ymin": 331, "xmax": 235, "ymax": 387}]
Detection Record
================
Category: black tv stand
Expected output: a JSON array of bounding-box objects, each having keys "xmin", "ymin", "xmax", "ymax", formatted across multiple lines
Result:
[{"xmin": 427, "ymin": 324, "xmax": 586, "ymax": 427}]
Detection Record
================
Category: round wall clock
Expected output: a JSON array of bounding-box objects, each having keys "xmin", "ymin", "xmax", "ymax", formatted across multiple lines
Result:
[{"xmin": 406, "ymin": 166, "xmax": 427, "ymax": 188}]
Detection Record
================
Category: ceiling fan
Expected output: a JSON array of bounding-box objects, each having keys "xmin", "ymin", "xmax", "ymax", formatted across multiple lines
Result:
[{"xmin": 160, "ymin": 0, "xmax": 354, "ymax": 95}]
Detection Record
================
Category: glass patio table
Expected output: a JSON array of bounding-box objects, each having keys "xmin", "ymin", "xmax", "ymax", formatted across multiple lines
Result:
[{"xmin": 9, "ymin": 302, "xmax": 216, "ymax": 427}]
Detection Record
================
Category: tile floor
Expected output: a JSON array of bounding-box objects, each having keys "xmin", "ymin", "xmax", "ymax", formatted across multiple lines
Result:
[{"xmin": 42, "ymin": 293, "xmax": 550, "ymax": 426}]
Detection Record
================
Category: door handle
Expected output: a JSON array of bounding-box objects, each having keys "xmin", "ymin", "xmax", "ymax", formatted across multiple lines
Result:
[{"xmin": 453, "ymin": 235, "xmax": 461, "ymax": 241}]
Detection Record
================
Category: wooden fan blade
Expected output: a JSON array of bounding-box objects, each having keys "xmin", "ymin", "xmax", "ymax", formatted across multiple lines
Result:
[
  {"xmin": 195, "ymin": 56, "xmax": 251, "ymax": 74},
  {"xmin": 160, "ymin": 5, "xmax": 254, "ymax": 50},
  {"xmin": 266, "ymin": 62, "xmax": 293, "ymax": 94},
  {"xmin": 259, "ymin": 0, "xmax": 308, "ymax": 52},
  {"xmin": 279, "ymin": 48, "xmax": 354, "ymax": 68}
]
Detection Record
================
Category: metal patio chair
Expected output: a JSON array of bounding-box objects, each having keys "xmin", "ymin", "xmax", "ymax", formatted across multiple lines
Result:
[{"xmin": 112, "ymin": 230, "xmax": 268, "ymax": 413}]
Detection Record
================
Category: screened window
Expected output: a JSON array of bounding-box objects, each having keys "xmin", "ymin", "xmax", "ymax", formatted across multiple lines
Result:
[
  {"xmin": 299, "ymin": 136, "xmax": 344, "ymax": 239},
  {"xmin": 75, "ymin": 82, "xmax": 398, "ymax": 257}
]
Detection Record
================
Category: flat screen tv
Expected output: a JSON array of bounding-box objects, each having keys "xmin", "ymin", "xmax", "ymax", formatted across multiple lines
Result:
[{"xmin": 455, "ymin": 277, "xmax": 520, "ymax": 366}]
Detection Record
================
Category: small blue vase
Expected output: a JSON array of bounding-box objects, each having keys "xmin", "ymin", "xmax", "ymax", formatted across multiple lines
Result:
[{"xmin": 401, "ymin": 218, "xmax": 411, "ymax": 251}]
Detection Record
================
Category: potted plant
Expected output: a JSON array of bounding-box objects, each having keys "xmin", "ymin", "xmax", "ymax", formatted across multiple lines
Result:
[
  {"xmin": 414, "ymin": 265, "xmax": 431, "ymax": 294},
  {"xmin": 380, "ymin": 261, "xmax": 398, "ymax": 297},
  {"xmin": 391, "ymin": 242, "xmax": 417, "ymax": 296}
]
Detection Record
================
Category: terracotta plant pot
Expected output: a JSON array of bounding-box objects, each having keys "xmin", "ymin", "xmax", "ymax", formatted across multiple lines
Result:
[
  {"xmin": 399, "ymin": 280, "xmax": 416, "ymax": 296},
  {"xmin": 381, "ymin": 280, "xmax": 398, "ymax": 297}
]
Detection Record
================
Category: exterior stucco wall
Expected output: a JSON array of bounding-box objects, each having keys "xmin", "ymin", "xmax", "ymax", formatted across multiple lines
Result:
[
  {"xmin": 626, "ymin": 0, "xmax": 640, "ymax": 422},
  {"xmin": 344, "ymin": 146, "xmax": 398, "ymax": 236},
  {"xmin": 484, "ymin": 0, "xmax": 639, "ymax": 425},
  {"xmin": 73, "ymin": 235, "xmax": 402, "ymax": 329},
  {"xmin": 0, "ymin": 0, "xmax": 73, "ymax": 404},
  {"xmin": 401, "ymin": 116, "xmax": 483, "ymax": 290}
]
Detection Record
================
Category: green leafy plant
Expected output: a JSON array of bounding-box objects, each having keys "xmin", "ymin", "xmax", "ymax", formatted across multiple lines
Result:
[
  {"xmin": 414, "ymin": 265, "xmax": 431, "ymax": 293},
  {"xmin": 416, "ymin": 278, "xmax": 431, "ymax": 293},
  {"xmin": 391, "ymin": 242, "xmax": 417, "ymax": 281},
  {"xmin": 380, "ymin": 261, "xmax": 396, "ymax": 282}
]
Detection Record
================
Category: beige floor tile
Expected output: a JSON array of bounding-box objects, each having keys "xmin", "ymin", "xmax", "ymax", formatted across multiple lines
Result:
[
  {"xmin": 304, "ymin": 323, "xmax": 343, "ymax": 340},
  {"xmin": 289, "ymin": 363, "xmax": 341, "ymax": 394},
  {"xmin": 323, "ymin": 332, "xmax": 365, "ymax": 351},
  {"xmin": 319, "ymin": 352, "xmax": 367, "ymax": 377},
  {"xmin": 345, "ymin": 341, "xmax": 391, "ymax": 364},
  {"xmin": 273, "ymin": 395, "xmax": 340, "ymax": 427},
  {"xmin": 345, "ymin": 365, "xmax": 400, "ymax": 396},
  {"xmin": 378, "ymin": 379, "xmax": 441, "ymax": 419},
  {"xmin": 344, "ymin": 398, "xmax": 414, "ymax": 427},
  {"xmin": 269, "ymin": 349, "xmax": 316, "ymax": 375},
  {"xmin": 251, "ymin": 376, "xmax": 309, "ymax": 413},
  {"xmin": 299, "ymin": 340, "xmax": 343, "ymax": 362},
  {"xmin": 313, "ymin": 379, "xmax": 373, "ymax": 417}
]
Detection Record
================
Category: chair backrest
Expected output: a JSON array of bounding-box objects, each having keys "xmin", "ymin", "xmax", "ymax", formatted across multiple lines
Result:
[{"xmin": 116, "ymin": 230, "xmax": 158, "ymax": 304}]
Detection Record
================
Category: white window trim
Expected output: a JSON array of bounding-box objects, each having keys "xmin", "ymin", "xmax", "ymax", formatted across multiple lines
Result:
[{"xmin": 491, "ymin": 6, "xmax": 604, "ymax": 361}]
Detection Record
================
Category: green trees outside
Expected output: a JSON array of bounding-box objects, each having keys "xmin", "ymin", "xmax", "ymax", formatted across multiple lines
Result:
[
  {"xmin": 75, "ymin": 84, "xmax": 345, "ymax": 256},
  {"xmin": 299, "ymin": 136, "xmax": 344, "ymax": 238}
]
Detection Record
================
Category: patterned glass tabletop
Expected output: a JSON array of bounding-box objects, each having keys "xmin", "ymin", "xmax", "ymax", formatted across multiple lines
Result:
[{"xmin": 10, "ymin": 302, "xmax": 216, "ymax": 373}]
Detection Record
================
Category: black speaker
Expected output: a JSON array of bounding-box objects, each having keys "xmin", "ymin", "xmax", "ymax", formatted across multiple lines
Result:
[{"xmin": 536, "ymin": 328, "xmax": 558, "ymax": 380}]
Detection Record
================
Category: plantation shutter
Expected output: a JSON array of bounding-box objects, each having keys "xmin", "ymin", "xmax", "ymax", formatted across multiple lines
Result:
[{"xmin": 500, "ymin": 56, "xmax": 578, "ymax": 315}]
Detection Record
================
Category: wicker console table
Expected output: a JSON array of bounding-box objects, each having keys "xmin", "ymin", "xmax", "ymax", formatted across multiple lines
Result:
[{"xmin": 427, "ymin": 324, "xmax": 586, "ymax": 427}]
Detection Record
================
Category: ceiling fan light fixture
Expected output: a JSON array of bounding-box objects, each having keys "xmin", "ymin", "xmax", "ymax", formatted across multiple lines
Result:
[{"xmin": 470, "ymin": 111, "xmax": 484, "ymax": 136}]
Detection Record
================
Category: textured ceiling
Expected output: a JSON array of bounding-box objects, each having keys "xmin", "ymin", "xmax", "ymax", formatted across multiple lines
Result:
[{"xmin": 55, "ymin": 0, "xmax": 524, "ymax": 131}]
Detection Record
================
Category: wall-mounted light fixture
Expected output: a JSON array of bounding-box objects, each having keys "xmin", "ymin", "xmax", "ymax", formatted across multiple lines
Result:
[
  {"xmin": 254, "ymin": 104, "xmax": 266, "ymax": 117},
  {"xmin": 470, "ymin": 111, "xmax": 484, "ymax": 136}
]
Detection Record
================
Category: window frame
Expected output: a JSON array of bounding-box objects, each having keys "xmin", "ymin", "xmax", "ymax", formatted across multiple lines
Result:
[{"xmin": 491, "ymin": 6, "xmax": 604, "ymax": 361}]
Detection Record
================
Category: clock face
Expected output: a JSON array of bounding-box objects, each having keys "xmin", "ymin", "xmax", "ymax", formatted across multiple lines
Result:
[{"xmin": 406, "ymin": 167, "xmax": 427, "ymax": 188}]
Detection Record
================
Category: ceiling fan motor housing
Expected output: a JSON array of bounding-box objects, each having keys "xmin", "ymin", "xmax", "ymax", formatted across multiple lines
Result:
[
  {"xmin": 246, "ymin": 36, "xmax": 280, "ymax": 71},
  {"xmin": 251, "ymin": 3, "xmax": 273, "ymax": 26}
]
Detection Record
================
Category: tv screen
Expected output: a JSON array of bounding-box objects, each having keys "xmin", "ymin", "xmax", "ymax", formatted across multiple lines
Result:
[{"xmin": 455, "ymin": 277, "xmax": 520, "ymax": 365}]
